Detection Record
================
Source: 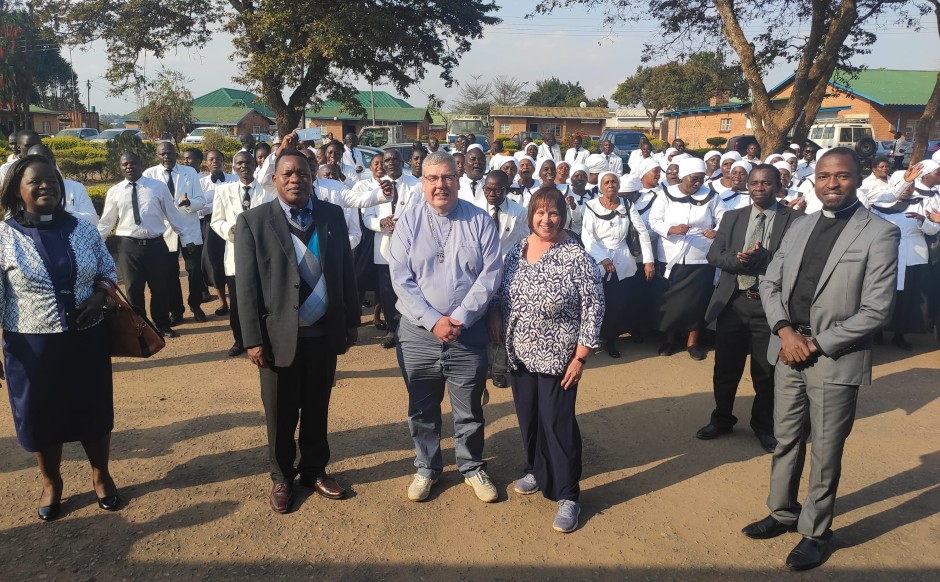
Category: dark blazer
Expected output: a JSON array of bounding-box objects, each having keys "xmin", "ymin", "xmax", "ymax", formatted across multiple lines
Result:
[
  {"xmin": 705, "ymin": 203, "xmax": 799, "ymax": 324},
  {"xmin": 234, "ymin": 197, "xmax": 360, "ymax": 366}
]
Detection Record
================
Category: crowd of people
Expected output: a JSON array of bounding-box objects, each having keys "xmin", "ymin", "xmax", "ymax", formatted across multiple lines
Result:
[{"xmin": 2, "ymin": 124, "xmax": 940, "ymax": 570}]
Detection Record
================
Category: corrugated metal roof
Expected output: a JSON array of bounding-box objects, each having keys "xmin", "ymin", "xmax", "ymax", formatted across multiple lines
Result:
[
  {"xmin": 319, "ymin": 91, "xmax": 414, "ymax": 109},
  {"xmin": 490, "ymin": 105, "xmax": 610, "ymax": 119},
  {"xmin": 192, "ymin": 88, "xmax": 276, "ymax": 118},
  {"xmin": 120, "ymin": 107, "xmax": 272, "ymax": 126},
  {"xmin": 306, "ymin": 106, "xmax": 428, "ymax": 123},
  {"xmin": 769, "ymin": 68, "xmax": 935, "ymax": 106}
]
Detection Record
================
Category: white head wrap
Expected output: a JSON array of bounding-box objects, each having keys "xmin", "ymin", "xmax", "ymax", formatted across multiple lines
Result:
[
  {"xmin": 932, "ymin": 149, "xmax": 940, "ymax": 163},
  {"xmin": 704, "ymin": 150, "xmax": 721, "ymax": 161},
  {"xmin": 556, "ymin": 160, "xmax": 571, "ymax": 170},
  {"xmin": 586, "ymin": 153, "xmax": 609, "ymax": 174},
  {"xmin": 638, "ymin": 158, "xmax": 660, "ymax": 178},
  {"xmin": 598, "ymin": 171, "xmax": 619, "ymax": 189},
  {"xmin": 672, "ymin": 153, "xmax": 692, "ymax": 162},
  {"xmin": 536, "ymin": 157, "xmax": 555, "ymax": 175},
  {"xmin": 773, "ymin": 161, "xmax": 792, "ymax": 174},
  {"xmin": 466, "ymin": 143, "xmax": 483, "ymax": 154},
  {"xmin": 720, "ymin": 151, "xmax": 742, "ymax": 165},
  {"xmin": 570, "ymin": 163, "xmax": 589, "ymax": 178},
  {"xmin": 918, "ymin": 160, "xmax": 940, "ymax": 175},
  {"xmin": 491, "ymin": 154, "xmax": 514, "ymax": 169},
  {"xmin": 782, "ymin": 152, "xmax": 797, "ymax": 161},
  {"xmin": 764, "ymin": 154, "xmax": 783, "ymax": 164},
  {"xmin": 677, "ymin": 157, "xmax": 707, "ymax": 179},
  {"xmin": 789, "ymin": 143, "xmax": 801, "ymax": 152},
  {"xmin": 619, "ymin": 174, "xmax": 643, "ymax": 192},
  {"xmin": 518, "ymin": 155, "xmax": 536, "ymax": 168},
  {"xmin": 730, "ymin": 160, "xmax": 753, "ymax": 174},
  {"xmin": 815, "ymin": 147, "xmax": 832, "ymax": 162},
  {"xmin": 664, "ymin": 147, "xmax": 678, "ymax": 159}
]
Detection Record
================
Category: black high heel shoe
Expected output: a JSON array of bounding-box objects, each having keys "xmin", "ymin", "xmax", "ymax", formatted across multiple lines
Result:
[
  {"xmin": 38, "ymin": 479, "xmax": 63, "ymax": 521},
  {"xmin": 95, "ymin": 479, "xmax": 121, "ymax": 511}
]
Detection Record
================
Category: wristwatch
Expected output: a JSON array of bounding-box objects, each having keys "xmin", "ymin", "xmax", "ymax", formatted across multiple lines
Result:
[{"xmin": 576, "ymin": 356, "xmax": 587, "ymax": 365}]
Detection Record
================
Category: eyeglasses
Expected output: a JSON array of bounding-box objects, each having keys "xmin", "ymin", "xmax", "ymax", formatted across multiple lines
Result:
[
  {"xmin": 665, "ymin": 170, "xmax": 679, "ymax": 175},
  {"xmin": 424, "ymin": 174, "xmax": 458, "ymax": 184},
  {"xmin": 483, "ymin": 186, "xmax": 506, "ymax": 194}
]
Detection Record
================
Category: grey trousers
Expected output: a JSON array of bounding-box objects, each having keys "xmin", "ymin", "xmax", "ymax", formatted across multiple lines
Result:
[
  {"xmin": 396, "ymin": 317, "xmax": 488, "ymax": 479},
  {"xmin": 768, "ymin": 360, "xmax": 859, "ymax": 540}
]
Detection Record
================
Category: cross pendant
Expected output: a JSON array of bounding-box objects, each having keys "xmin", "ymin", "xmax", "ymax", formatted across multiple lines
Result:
[{"xmin": 436, "ymin": 250, "xmax": 445, "ymax": 263}]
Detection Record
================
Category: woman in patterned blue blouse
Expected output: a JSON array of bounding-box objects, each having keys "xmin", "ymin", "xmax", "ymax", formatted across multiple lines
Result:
[
  {"xmin": 0, "ymin": 155, "xmax": 120, "ymax": 521},
  {"xmin": 490, "ymin": 186, "xmax": 605, "ymax": 534}
]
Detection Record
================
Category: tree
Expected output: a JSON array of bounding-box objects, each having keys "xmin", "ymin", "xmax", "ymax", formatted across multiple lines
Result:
[
  {"xmin": 686, "ymin": 50, "xmax": 748, "ymax": 102},
  {"xmin": 612, "ymin": 62, "xmax": 716, "ymax": 132},
  {"xmin": 535, "ymin": 0, "xmax": 929, "ymax": 154},
  {"xmin": 42, "ymin": 0, "xmax": 501, "ymax": 134},
  {"xmin": 910, "ymin": 0, "xmax": 939, "ymax": 164},
  {"xmin": 492, "ymin": 75, "xmax": 529, "ymax": 106},
  {"xmin": 526, "ymin": 77, "xmax": 606, "ymax": 107},
  {"xmin": 137, "ymin": 69, "xmax": 193, "ymax": 143},
  {"xmin": 452, "ymin": 75, "xmax": 493, "ymax": 116}
]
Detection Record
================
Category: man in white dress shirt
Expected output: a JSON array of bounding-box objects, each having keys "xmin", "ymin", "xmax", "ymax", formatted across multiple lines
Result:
[
  {"xmin": 27, "ymin": 144, "xmax": 98, "ymax": 226},
  {"xmin": 98, "ymin": 152, "xmax": 192, "ymax": 337},
  {"xmin": 795, "ymin": 143, "xmax": 817, "ymax": 182},
  {"xmin": 628, "ymin": 138, "xmax": 655, "ymax": 177},
  {"xmin": 538, "ymin": 134, "xmax": 562, "ymax": 162},
  {"xmin": 144, "ymin": 140, "xmax": 208, "ymax": 324},
  {"xmin": 211, "ymin": 151, "xmax": 275, "ymax": 356},
  {"xmin": 316, "ymin": 164, "xmax": 363, "ymax": 251},
  {"xmin": 362, "ymin": 149, "xmax": 423, "ymax": 348},
  {"xmin": 475, "ymin": 170, "xmax": 528, "ymax": 388},
  {"xmin": 458, "ymin": 145, "xmax": 487, "ymax": 202},
  {"xmin": 564, "ymin": 136, "xmax": 590, "ymax": 166},
  {"xmin": 600, "ymin": 139, "xmax": 624, "ymax": 176},
  {"xmin": 5, "ymin": 131, "xmax": 17, "ymax": 163},
  {"xmin": 341, "ymin": 133, "xmax": 365, "ymax": 183}
]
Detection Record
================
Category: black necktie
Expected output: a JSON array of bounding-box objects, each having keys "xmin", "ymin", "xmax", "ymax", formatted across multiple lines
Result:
[
  {"xmin": 242, "ymin": 185, "xmax": 251, "ymax": 211},
  {"xmin": 131, "ymin": 182, "xmax": 141, "ymax": 225},
  {"xmin": 470, "ymin": 180, "xmax": 478, "ymax": 196},
  {"xmin": 492, "ymin": 205, "xmax": 499, "ymax": 224},
  {"xmin": 390, "ymin": 182, "xmax": 399, "ymax": 209},
  {"xmin": 165, "ymin": 168, "xmax": 175, "ymax": 196}
]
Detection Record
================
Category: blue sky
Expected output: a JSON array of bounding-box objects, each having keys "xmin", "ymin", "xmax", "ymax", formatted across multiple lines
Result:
[{"xmin": 72, "ymin": 3, "xmax": 939, "ymax": 116}]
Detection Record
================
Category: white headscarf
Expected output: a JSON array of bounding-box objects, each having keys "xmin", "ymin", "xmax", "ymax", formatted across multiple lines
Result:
[
  {"xmin": 815, "ymin": 147, "xmax": 832, "ymax": 162},
  {"xmin": 789, "ymin": 143, "xmax": 801, "ymax": 152},
  {"xmin": 586, "ymin": 153, "xmax": 609, "ymax": 174},
  {"xmin": 491, "ymin": 154, "xmax": 514, "ymax": 169},
  {"xmin": 773, "ymin": 161, "xmax": 792, "ymax": 174},
  {"xmin": 720, "ymin": 151, "xmax": 742, "ymax": 165},
  {"xmin": 570, "ymin": 163, "xmax": 589, "ymax": 178},
  {"xmin": 619, "ymin": 174, "xmax": 643, "ymax": 192},
  {"xmin": 764, "ymin": 154, "xmax": 783, "ymax": 164},
  {"xmin": 466, "ymin": 143, "xmax": 483, "ymax": 154},
  {"xmin": 677, "ymin": 157, "xmax": 707, "ymax": 179},
  {"xmin": 782, "ymin": 152, "xmax": 797, "ymax": 162},
  {"xmin": 518, "ymin": 155, "xmax": 536, "ymax": 167},
  {"xmin": 637, "ymin": 158, "xmax": 660, "ymax": 179},
  {"xmin": 536, "ymin": 157, "xmax": 555, "ymax": 176},
  {"xmin": 730, "ymin": 160, "xmax": 753, "ymax": 174},
  {"xmin": 597, "ymin": 170, "xmax": 619, "ymax": 191},
  {"xmin": 932, "ymin": 149, "xmax": 940, "ymax": 163},
  {"xmin": 704, "ymin": 150, "xmax": 721, "ymax": 161}
]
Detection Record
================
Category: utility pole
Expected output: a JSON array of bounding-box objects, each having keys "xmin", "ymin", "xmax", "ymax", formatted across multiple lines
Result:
[{"xmin": 86, "ymin": 79, "xmax": 90, "ymax": 113}]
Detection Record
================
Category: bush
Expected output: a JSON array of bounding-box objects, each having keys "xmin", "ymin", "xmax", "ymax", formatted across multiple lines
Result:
[
  {"xmin": 43, "ymin": 137, "xmax": 90, "ymax": 152},
  {"xmin": 106, "ymin": 134, "xmax": 157, "ymax": 178},
  {"xmin": 649, "ymin": 138, "xmax": 665, "ymax": 152},
  {"xmin": 706, "ymin": 136, "xmax": 728, "ymax": 148}
]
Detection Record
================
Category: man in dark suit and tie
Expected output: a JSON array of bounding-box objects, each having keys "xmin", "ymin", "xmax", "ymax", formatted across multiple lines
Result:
[
  {"xmin": 235, "ymin": 149, "xmax": 360, "ymax": 514},
  {"xmin": 742, "ymin": 148, "xmax": 900, "ymax": 571},
  {"xmin": 697, "ymin": 164, "xmax": 799, "ymax": 453}
]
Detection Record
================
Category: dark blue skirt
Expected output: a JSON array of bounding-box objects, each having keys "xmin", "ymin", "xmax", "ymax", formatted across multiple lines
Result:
[{"xmin": 3, "ymin": 321, "xmax": 113, "ymax": 452}]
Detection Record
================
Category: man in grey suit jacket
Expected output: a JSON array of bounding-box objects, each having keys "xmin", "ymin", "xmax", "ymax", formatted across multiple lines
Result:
[
  {"xmin": 742, "ymin": 148, "xmax": 900, "ymax": 571},
  {"xmin": 235, "ymin": 150, "xmax": 360, "ymax": 514}
]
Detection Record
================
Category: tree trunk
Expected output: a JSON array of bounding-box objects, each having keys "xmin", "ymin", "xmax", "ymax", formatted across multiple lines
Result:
[{"xmin": 910, "ymin": 2, "xmax": 939, "ymax": 165}]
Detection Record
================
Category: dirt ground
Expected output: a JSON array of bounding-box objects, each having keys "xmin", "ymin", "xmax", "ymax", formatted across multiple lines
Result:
[{"xmin": 0, "ymin": 295, "xmax": 938, "ymax": 581}]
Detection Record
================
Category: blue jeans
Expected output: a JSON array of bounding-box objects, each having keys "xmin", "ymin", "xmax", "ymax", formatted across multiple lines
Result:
[{"xmin": 396, "ymin": 317, "xmax": 488, "ymax": 479}]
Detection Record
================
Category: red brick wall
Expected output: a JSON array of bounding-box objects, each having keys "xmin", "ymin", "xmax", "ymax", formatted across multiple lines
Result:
[{"xmin": 663, "ymin": 110, "xmax": 750, "ymax": 148}]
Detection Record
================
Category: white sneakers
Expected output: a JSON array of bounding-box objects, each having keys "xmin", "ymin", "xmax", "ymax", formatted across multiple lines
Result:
[
  {"xmin": 465, "ymin": 470, "xmax": 498, "ymax": 502},
  {"xmin": 407, "ymin": 474, "xmax": 438, "ymax": 502}
]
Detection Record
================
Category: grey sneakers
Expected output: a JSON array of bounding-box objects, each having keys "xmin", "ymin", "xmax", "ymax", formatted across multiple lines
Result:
[
  {"xmin": 513, "ymin": 473, "xmax": 540, "ymax": 495},
  {"xmin": 553, "ymin": 500, "xmax": 580, "ymax": 533}
]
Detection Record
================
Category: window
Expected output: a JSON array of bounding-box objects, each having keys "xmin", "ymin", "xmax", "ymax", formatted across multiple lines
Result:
[
  {"xmin": 823, "ymin": 127, "xmax": 834, "ymax": 139},
  {"xmin": 904, "ymin": 120, "xmax": 940, "ymax": 139},
  {"xmin": 528, "ymin": 123, "xmax": 539, "ymax": 133},
  {"xmin": 499, "ymin": 121, "xmax": 511, "ymax": 135},
  {"xmin": 719, "ymin": 118, "xmax": 731, "ymax": 132},
  {"xmin": 543, "ymin": 122, "xmax": 561, "ymax": 137},
  {"xmin": 41, "ymin": 121, "xmax": 51, "ymax": 134},
  {"xmin": 839, "ymin": 128, "xmax": 852, "ymax": 143},
  {"xmin": 252, "ymin": 125, "xmax": 261, "ymax": 134},
  {"xmin": 809, "ymin": 127, "xmax": 822, "ymax": 140},
  {"xmin": 853, "ymin": 127, "xmax": 872, "ymax": 142}
]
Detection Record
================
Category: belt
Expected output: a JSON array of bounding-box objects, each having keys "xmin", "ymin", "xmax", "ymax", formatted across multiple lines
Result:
[
  {"xmin": 741, "ymin": 288, "xmax": 761, "ymax": 300},
  {"xmin": 121, "ymin": 236, "xmax": 161, "ymax": 246},
  {"xmin": 793, "ymin": 324, "xmax": 813, "ymax": 337}
]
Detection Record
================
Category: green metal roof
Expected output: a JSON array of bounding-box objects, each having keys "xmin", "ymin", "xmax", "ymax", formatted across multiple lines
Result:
[
  {"xmin": 319, "ymin": 91, "xmax": 414, "ymax": 109},
  {"xmin": 30, "ymin": 105, "xmax": 62, "ymax": 114},
  {"xmin": 121, "ymin": 106, "xmax": 272, "ymax": 126},
  {"xmin": 192, "ymin": 88, "xmax": 276, "ymax": 118},
  {"xmin": 306, "ymin": 106, "xmax": 428, "ymax": 123},
  {"xmin": 769, "ymin": 68, "xmax": 935, "ymax": 106}
]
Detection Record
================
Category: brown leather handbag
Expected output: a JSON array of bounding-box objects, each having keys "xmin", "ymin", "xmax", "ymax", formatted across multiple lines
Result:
[{"xmin": 94, "ymin": 278, "xmax": 166, "ymax": 358}]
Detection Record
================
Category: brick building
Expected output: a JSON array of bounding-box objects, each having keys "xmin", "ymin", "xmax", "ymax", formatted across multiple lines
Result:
[
  {"xmin": 304, "ymin": 91, "xmax": 431, "ymax": 142},
  {"xmin": 123, "ymin": 88, "xmax": 276, "ymax": 136},
  {"xmin": 661, "ymin": 68, "xmax": 937, "ymax": 148},
  {"xmin": 490, "ymin": 105, "xmax": 609, "ymax": 141}
]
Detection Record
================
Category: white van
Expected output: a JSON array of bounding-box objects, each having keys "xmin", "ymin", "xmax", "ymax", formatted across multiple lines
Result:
[{"xmin": 808, "ymin": 120, "xmax": 874, "ymax": 149}]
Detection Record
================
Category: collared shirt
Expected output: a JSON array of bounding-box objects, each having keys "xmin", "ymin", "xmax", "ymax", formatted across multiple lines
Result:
[
  {"xmin": 341, "ymin": 147, "xmax": 364, "ymax": 182},
  {"xmin": 537, "ymin": 143, "xmax": 561, "ymax": 162},
  {"xmin": 142, "ymin": 163, "xmax": 206, "ymax": 248},
  {"xmin": 508, "ymin": 179, "xmax": 541, "ymax": 208},
  {"xmin": 98, "ymin": 176, "xmax": 192, "ymax": 242},
  {"xmin": 63, "ymin": 178, "xmax": 99, "ymax": 226},
  {"xmin": 388, "ymin": 199, "xmax": 503, "ymax": 329},
  {"xmin": 472, "ymin": 197, "xmax": 529, "ymax": 258},
  {"xmin": 361, "ymin": 175, "xmax": 423, "ymax": 264},
  {"xmin": 714, "ymin": 188, "xmax": 752, "ymax": 229},
  {"xmin": 795, "ymin": 160, "xmax": 815, "ymax": 181},
  {"xmin": 743, "ymin": 202, "xmax": 778, "ymax": 251},
  {"xmin": 277, "ymin": 196, "xmax": 314, "ymax": 225},
  {"xmin": 581, "ymin": 197, "xmax": 654, "ymax": 280},
  {"xmin": 871, "ymin": 194, "xmax": 939, "ymax": 288},
  {"xmin": 199, "ymin": 172, "xmax": 238, "ymax": 218},
  {"xmin": 210, "ymin": 180, "xmax": 274, "ymax": 276},
  {"xmin": 458, "ymin": 174, "xmax": 485, "ymax": 202},
  {"xmin": 564, "ymin": 147, "xmax": 590, "ymax": 166},
  {"xmin": 648, "ymin": 184, "xmax": 718, "ymax": 270},
  {"xmin": 601, "ymin": 153, "xmax": 623, "ymax": 176}
]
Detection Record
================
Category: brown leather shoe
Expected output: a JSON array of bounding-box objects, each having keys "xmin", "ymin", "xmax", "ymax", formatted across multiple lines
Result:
[
  {"xmin": 312, "ymin": 476, "xmax": 346, "ymax": 500},
  {"xmin": 270, "ymin": 482, "xmax": 292, "ymax": 513}
]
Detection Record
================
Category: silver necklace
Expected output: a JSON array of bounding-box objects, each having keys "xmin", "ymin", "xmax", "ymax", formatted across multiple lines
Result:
[{"xmin": 425, "ymin": 204, "xmax": 454, "ymax": 263}]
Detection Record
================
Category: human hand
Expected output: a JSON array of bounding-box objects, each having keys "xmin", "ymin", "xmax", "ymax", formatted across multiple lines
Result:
[
  {"xmin": 278, "ymin": 131, "xmax": 298, "ymax": 155},
  {"xmin": 600, "ymin": 258, "xmax": 615, "ymax": 274},
  {"xmin": 668, "ymin": 224, "xmax": 690, "ymax": 236},
  {"xmin": 736, "ymin": 241, "xmax": 761, "ymax": 266},
  {"xmin": 927, "ymin": 210, "xmax": 940, "ymax": 223},
  {"xmin": 178, "ymin": 192, "xmax": 191, "ymax": 207},
  {"xmin": 73, "ymin": 290, "xmax": 109, "ymax": 328},
  {"xmin": 379, "ymin": 178, "xmax": 395, "ymax": 198},
  {"xmin": 380, "ymin": 216, "xmax": 396, "ymax": 232},
  {"xmin": 644, "ymin": 262, "xmax": 655, "ymax": 281},
  {"xmin": 432, "ymin": 316, "xmax": 462, "ymax": 343},
  {"xmin": 702, "ymin": 228, "xmax": 716, "ymax": 239},
  {"xmin": 778, "ymin": 327, "xmax": 812, "ymax": 366},
  {"xmin": 560, "ymin": 358, "xmax": 584, "ymax": 390},
  {"xmin": 903, "ymin": 162, "xmax": 923, "ymax": 183},
  {"xmin": 247, "ymin": 346, "xmax": 272, "ymax": 368},
  {"xmin": 905, "ymin": 212, "xmax": 926, "ymax": 222},
  {"xmin": 356, "ymin": 165, "xmax": 364, "ymax": 173}
]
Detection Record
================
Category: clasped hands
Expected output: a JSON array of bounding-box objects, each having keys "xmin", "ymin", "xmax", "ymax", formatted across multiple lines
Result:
[
  {"xmin": 668, "ymin": 224, "xmax": 715, "ymax": 239},
  {"xmin": 736, "ymin": 241, "xmax": 768, "ymax": 267},
  {"xmin": 778, "ymin": 326, "xmax": 818, "ymax": 367},
  {"xmin": 433, "ymin": 316, "xmax": 463, "ymax": 343}
]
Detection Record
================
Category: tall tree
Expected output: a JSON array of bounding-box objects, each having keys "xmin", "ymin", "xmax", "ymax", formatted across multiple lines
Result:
[
  {"xmin": 535, "ymin": 0, "xmax": 929, "ymax": 154},
  {"xmin": 526, "ymin": 77, "xmax": 606, "ymax": 108},
  {"xmin": 910, "ymin": 0, "xmax": 939, "ymax": 164},
  {"xmin": 41, "ymin": 0, "xmax": 500, "ymax": 134},
  {"xmin": 452, "ymin": 75, "xmax": 493, "ymax": 116},
  {"xmin": 137, "ymin": 69, "xmax": 193, "ymax": 143},
  {"xmin": 492, "ymin": 75, "xmax": 529, "ymax": 106},
  {"xmin": 612, "ymin": 62, "xmax": 717, "ymax": 132}
]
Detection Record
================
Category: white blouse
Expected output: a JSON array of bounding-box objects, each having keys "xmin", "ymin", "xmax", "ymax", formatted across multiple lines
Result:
[
  {"xmin": 649, "ymin": 184, "xmax": 718, "ymax": 276},
  {"xmin": 871, "ymin": 196, "xmax": 940, "ymax": 289},
  {"xmin": 581, "ymin": 198, "xmax": 654, "ymax": 281}
]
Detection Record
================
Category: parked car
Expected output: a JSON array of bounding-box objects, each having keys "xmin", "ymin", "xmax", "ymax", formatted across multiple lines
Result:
[
  {"xmin": 808, "ymin": 120, "xmax": 876, "ymax": 158},
  {"xmin": 598, "ymin": 129, "xmax": 646, "ymax": 169},
  {"xmin": 252, "ymin": 133, "xmax": 273, "ymax": 145},
  {"xmin": 181, "ymin": 127, "xmax": 228, "ymax": 144},
  {"xmin": 87, "ymin": 129, "xmax": 146, "ymax": 143},
  {"xmin": 54, "ymin": 127, "xmax": 99, "ymax": 140},
  {"xmin": 725, "ymin": 135, "xmax": 760, "ymax": 157},
  {"xmin": 927, "ymin": 140, "xmax": 940, "ymax": 159}
]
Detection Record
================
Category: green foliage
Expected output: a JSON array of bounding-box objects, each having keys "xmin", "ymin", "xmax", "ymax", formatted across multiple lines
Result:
[
  {"xmin": 86, "ymin": 186, "xmax": 111, "ymax": 216},
  {"xmin": 138, "ymin": 69, "xmax": 194, "ymax": 143},
  {"xmin": 526, "ymin": 78, "xmax": 607, "ymax": 108},
  {"xmin": 39, "ymin": 137, "xmax": 109, "ymax": 181},
  {"xmin": 649, "ymin": 138, "xmax": 665, "ymax": 152},
  {"xmin": 43, "ymin": 137, "xmax": 89, "ymax": 151},
  {"xmin": 106, "ymin": 134, "xmax": 157, "ymax": 177},
  {"xmin": 706, "ymin": 136, "xmax": 729, "ymax": 147},
  {"xmin": 178, "ymin": 139, "xmax": 243, "ymax": 172},
  {"xmin": 613, "ymin": 62, "xmax": 716, "ymax": 133}
]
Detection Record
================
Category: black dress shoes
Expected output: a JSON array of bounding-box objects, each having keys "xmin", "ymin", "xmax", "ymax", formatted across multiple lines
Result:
[
  {"xmin": 892, "ymin": 334, "xmax": 912, "ymax": 351},
  {"xmin": 696, "ymin": 424, "xmax": 732, "ymax": 440},
  {"xmin": 228, "ymin": 343, "xmax": 245, "ymax": 357},
  {"xmin": 687, "ymin": 344, "xmax": 707, "ymax": 361},
  {"xmin": 38, "ymin": 480, "xmax": 63, "ymax": 521},
  {"xmin": 169, "ymin": 313, "xmax": 184, "ymax": 326},
  {"xmin": 97, "ymin": 493, "xmax": 121, "ymax": 511},
  {"xmin": 742, "ymin": 515, "xmax": 793, "ymax": 539},
  {"xmin": 214, "ymin": 305, "xmax": 229, "ymax": 316},
  {"xmin": 270, "ymin": 482, "xmax": 292, "ymax": 514},
  {"xmin": 786, "ymin": 536, "xmax": 829, "ymax": 571},
  {"xmin": 757, "ymin": 433, "xmax": 778, "ymax": 453},
  {"xmin": 658, "ymin": 342, "xmax": 676, "ymax": 356},
  {"xmin": 382, "ymin": 334, "xmax": 397, "ymax": 349},
  {"xmin": 607, "ymin": 345, "xmax": 621, "ymax": 358},
  {"xmin": 492, "ymin": 374, "xmax": 509, "ymax": 388},
  {"xmin": 159, "ymin": 327, "xmax": 178, "ymax": 338},
  {"xmin": 192, "ymin": 306, "xmax": 208, "ymax": 323}
]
